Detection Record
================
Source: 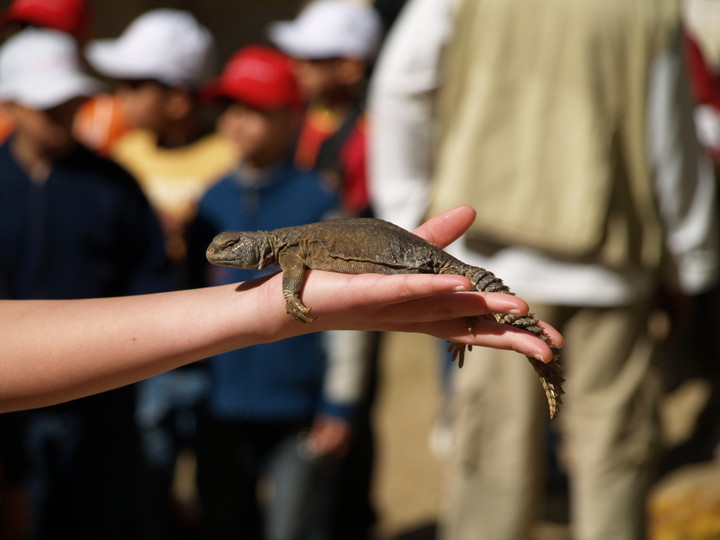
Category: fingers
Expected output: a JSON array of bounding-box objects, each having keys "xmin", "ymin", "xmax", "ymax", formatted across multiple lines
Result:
[
  {"xmin": 301, "ymin": 271, "xmax": 474, "ymax": 311},
  {"xmin": 533, "ymin": 320, "xmax": 564, "ymax": 349},
  {"xmin": 412, "ymin": 206, "xmax": 476, "ymax": 248},
  {"xmin": 279, "ymin": 270, "xmax": 565, "ymax": 361},
  {"xmin": 304, "ymin": 272, "xmax": 537, "ymax": 326},
  {"xmin": 381, "ymin": 289, "xmax": 530, "ymax": 322},
  {"xmin": 397, "ymin": 316, "xmax": 561, "ymax": 363}
]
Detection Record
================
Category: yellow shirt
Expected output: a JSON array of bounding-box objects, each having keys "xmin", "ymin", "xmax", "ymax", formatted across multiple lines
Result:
[
  {"xmin": 112, "ymin": 129, "xmax": 238, "ymax": 224},
  {"xmin": 111, "ymin": 129, "xmax": 238, "ymax": 259}
]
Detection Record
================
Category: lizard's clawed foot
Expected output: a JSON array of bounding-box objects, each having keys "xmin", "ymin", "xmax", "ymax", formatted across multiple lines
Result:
[
  {"xmin": 286, "ymin": 299, "xmax": 314, "ymax": 324},
  {"xmin": 446, "ymin": 317, "xmax": 477, "ymax": 368},
  {"xmin": 448, "ymin": 342, "xmax": 472, "ymax": 369}
]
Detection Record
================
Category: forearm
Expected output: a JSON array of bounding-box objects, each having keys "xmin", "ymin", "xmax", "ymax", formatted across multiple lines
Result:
[{"xmin": 0, "ymin": 284, "xmax": 258, "ymax": 411}]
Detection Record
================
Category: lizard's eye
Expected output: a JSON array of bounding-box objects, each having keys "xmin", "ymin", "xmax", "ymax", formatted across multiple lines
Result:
[{"xmin": 222, "ymin": 240, "xmax": 238, "ymax": 249}]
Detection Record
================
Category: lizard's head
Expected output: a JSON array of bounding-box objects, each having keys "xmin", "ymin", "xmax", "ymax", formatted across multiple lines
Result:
[{"xmin": 206, "ymin": 231, "xmax": 274, "ymax": 270}]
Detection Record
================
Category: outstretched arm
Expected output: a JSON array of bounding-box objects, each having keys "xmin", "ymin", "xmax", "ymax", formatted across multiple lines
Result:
[{"xmin": 0, "ymin": 206, "xmax": 562, "ymax": 412}]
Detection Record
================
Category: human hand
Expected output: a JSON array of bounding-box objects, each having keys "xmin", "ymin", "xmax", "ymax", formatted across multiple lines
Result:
[{"xmin": 303, "ymin": 415, "xmax": 352, "ymax": 459}]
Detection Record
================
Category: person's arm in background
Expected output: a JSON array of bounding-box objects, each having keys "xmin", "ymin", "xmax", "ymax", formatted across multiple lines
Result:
[
  {"xmin": 368, "ymin": 0, "xmax": 457, "ymax": 229},
  {"xmin": 310, "ymin": 329, "xmax": 372, "ymax": 458},
  {"xmin": 0, "ymin": 206, "xmax": 563, "ymax": 413},
  {"xmin": 648, "ymin": 25, "xmax": 719, "ymax": 297}
]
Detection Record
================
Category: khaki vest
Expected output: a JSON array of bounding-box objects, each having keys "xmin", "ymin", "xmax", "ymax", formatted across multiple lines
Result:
[{"xmin": 430, "ymin": 0, "xmax": 679, "ymax": 272}]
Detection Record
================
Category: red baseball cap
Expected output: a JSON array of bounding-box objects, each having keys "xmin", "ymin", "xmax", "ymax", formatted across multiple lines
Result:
[
  {"xmin": 1, "ymin": 0, "xmax": 92, "ymax": 41},
  {"xmin": 204, "ymin": 45, "xmax": 304, "ymax": 111}
]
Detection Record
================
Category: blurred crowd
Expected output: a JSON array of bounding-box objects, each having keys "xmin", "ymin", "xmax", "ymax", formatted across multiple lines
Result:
[{"xmin": 0, "ymin": 0, "xmax": 719, "ymax": 539}]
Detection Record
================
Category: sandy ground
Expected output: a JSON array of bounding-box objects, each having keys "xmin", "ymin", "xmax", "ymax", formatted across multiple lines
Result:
[{"xmin": 373, "ymin": 331, "xmax": 446, "ymax": 539}]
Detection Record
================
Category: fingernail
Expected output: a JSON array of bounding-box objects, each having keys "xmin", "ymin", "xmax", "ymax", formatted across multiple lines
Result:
[
  {"xmin": 534, "ymin": 353, "xmax": 548, "ymax": 363},
  {"xmin": 453, "ymin": 285, "xmax": 469, "ymax": 292}
]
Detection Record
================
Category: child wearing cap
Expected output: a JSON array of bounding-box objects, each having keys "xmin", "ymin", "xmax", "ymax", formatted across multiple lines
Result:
[
  {"xmin": 0, "ymin": 0, "xmax": 121, "ymax": 149},
  {"xmin": 186, "ymin": 45, "xmax": 358, "ymax": 540},
  {"xmin": 269, "ymin": 0, "xmax": 383, "ymax": 218},
  {"xmin": 270, "ymin": 4, "xmax": 384, "ymax": 537},
  {"xmin": 84, "ymin": 9, "xmax": 238, "ymax": 537},
  {"xmin": 0, "ymin": 27, "xmax": 170, "ymax": 538},
  {"xmin": 86, "ymin": 9, "xmax": 238, "ymax": 264}
]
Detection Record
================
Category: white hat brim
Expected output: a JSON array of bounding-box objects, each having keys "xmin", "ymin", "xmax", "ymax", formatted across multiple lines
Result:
[
  {"xmin": 0, "ymin": 72, "xmax": 102, "ymax": 110},
  {"xmin": 269, "ymin": 21, "xmax": 344, "ymax": 59},
  {"xmin": 86, "ymin": 39, "xmax": 160, "ymax": 82}
]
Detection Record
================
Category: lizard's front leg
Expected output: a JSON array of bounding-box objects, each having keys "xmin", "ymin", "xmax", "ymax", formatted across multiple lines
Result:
[{"xmin": 279, "ymin": 251, "xmax": 314, "ymax": 323}]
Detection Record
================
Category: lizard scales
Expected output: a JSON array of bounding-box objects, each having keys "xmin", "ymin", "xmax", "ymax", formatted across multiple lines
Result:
[{"xmin": 206, "ymin": 217, "xmax": 564, "ymax": 419}]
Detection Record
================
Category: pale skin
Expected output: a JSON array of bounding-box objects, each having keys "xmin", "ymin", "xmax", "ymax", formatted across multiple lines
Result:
[{"xmin": 0, "ymin": 206, "xmax": 563, "ymax": 413}]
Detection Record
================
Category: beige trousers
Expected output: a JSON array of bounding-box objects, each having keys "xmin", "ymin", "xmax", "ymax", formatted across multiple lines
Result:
[{"xmin": 440, "ymin": 300, "xmax": 661, "ymax": 540}]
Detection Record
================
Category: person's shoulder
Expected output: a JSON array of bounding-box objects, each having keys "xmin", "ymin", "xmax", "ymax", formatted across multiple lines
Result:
[
  {"xmin": 176, "ymin": 132, "xmax": 239, "ymax": 176},
  {"xmin": 69, "ymin": 144, "xmax": 145, "ymax": 193},
  {"xmin": 0, "ymin": 138, "xmax": 22, "ymax": 180},
  {"xmin": 199, "ymin": 169, "xmax": 238, "ymax": 202},
  {"xmin": 283, "ymin": 160, "xmax": 330, "ymax": 185},
  {"xmin": 112, "ymin": 129, "xmax": 156, "ymax": 154},
  {"xmin": 0, "ymin": 137, "xmax": 13, "ymax": 162},
  {"xmin": 72, "ymin": 144, "xmax": 130, "ymax": 175},
  {"xmin": 279, "ymin": 161, "xmax": 339, "ymax": 208},
  {"xmin": 192, "ymin": 132, "xmax": 237, "ymax": 156}
]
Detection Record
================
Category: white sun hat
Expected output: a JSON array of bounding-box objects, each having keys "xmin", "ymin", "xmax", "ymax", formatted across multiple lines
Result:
[
  {"xmin": 86, "ymin": 8, "xmax": 215, "ymax": 88},
  {"xmin": 269, "ymin": 0, "xmax": 383, "ymax": 61},
  {"xmin": 0, "ymin": 27, "xmax": 102, "ymax": 109}
]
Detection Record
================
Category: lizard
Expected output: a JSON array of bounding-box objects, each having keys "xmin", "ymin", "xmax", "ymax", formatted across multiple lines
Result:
[{"xmin": 206, "ymin": 217, "xmax": 564, "ymax": 419}]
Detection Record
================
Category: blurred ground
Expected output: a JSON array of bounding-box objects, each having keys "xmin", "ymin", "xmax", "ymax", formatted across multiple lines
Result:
[{"xmin": 373, "ymin": 332, "xmax": 445, "ymax": 540}]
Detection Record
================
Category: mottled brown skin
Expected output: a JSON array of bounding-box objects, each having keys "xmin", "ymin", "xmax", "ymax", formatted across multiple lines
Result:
[{"xmin": 206, "ymin": 218, "xmax": 564, "ymax": 418}]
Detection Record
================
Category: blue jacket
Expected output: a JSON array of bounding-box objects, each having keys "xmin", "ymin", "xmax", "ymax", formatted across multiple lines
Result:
[
  {"xmin": 0, "ymin": 139, "xmax": 170, "ymax": 300},
  {"xmin": 189, "ymin": 160, "xmax": 346, "ymax": 422}
]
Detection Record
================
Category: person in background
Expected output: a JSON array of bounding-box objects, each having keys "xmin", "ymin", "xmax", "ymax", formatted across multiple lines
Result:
[
  {"xmin": 0, "ymin": 0, "xmax": 91, "ymax": 49},
  {"xmin": 83, "ymin": 9, "xmax": 238, "ymax": 538},
  {"xmin": 373, "ymin": 0, "xmax": 410, "ymax": 32},
  {"xmin": 86, "ymin": 8, "xmax": 238, "ymax": 264},
  {"xmin": 187, "ymin": 45, "xmax": 359, "ymax": 540},
  {"xmin": 269, "ymin": 0, "xmax": 382, "ymax": 218},
  {"xmin": 0, "ymin": 0, "xmax": 130, "ymax": 154},
  {"xmin": 370, "ymin": 1, "xmax": 719, "ymax": 539},
  {"xmin": 653, "ymin": 0, "xmax": 720, "ymax": 474},
  {"xmin": 0, "ymin": 27, "xmax": 170, "ymax": 540},
  {"xmin": 190, "ymin": 46, "xmax": 359, "ymax": 540},
  {"xmin": 269, "ymin": 4, "xmax": 384, "ymax": 536},
  {"xmin": 0, "ymin": 10, "xmax": 77, "ymax": 533}
]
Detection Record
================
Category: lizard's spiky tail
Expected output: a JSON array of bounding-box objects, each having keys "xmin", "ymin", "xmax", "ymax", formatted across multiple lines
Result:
[
  {"xmin": 446, "ymin": 266, "xmax": 565, "ymax": 419},
  {"xmin": 495, "ymin": 312, "xmax": 564, "ymax": 419}
]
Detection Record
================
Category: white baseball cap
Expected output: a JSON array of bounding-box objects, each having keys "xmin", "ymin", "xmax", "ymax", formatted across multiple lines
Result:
[
  {"xmin": 0, "ymin": 28, "xmax": 102, "ymax": 110},
  {"xmin": 269, "ymin": 0, "xmax": 383, "ymax": 61},
  {"xmin": 86, "ymin": 9, "xmax": 215, "ymax": 88}
]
